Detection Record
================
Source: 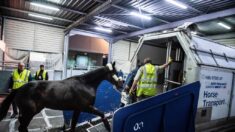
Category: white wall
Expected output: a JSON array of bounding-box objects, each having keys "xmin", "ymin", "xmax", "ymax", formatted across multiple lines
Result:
[{"xmin": 112, "ymin": 40, "xmax": 138, "ymax": 74}]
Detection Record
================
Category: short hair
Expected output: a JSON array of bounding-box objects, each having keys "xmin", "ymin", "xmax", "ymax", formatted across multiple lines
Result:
[
  {"xmin": 18, "ymin": 62, "xmax": 25, "ymax": 66},
  {"xmin": 40, "ymin": 65, "xmax": 44, "ymax": 67},
  {"xmin": 144, "ymin": 58, "xmax": 152, "ymax": 64}
]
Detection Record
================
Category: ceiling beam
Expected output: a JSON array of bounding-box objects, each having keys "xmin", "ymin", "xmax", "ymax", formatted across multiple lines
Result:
[
  {"xmin": 82, "ymin": 23, "xmax": 128, "ymax": 34},
  {"xmin": 65, "ymin": 0, "xmax": 122, "ymax": 32},
  {"xmin": 0, "ymin": 6, "xmax": 73, "ymax": 23},
  {"xmin": 70, "ymin": 28, "xmax": 114, "ymax": 41},
  {"xmin": 113, "ymin": 7, "xmax": 235, "ymax": 41}
]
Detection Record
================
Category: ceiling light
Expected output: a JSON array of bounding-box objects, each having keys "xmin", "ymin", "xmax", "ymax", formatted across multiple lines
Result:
[
  {"xmin": 166, "ymin": 0, "xmax": 187, "ymax": 9},
  {"xmin": 108, "ymin": 20, "xmax": 129, "ymax": 27},
  {"xmin": 191, "ymin": 31, "xmax": 197, "ymax": 35},
  {"xmin": 95, "ymin": 16, "xmax": 129, "ymax": 27},
  {"xmin": 218, "ymin": 22, "xmax": 231, "ymax": 30},
  {"xmin": 30, "ymin": 2, "xmax": 60, "ymax": 11},
  {"xmin": 95, "ymin": 27, "xmax": 112, "ymax": 33},
  {"xmin": 130, "ymin": 12, "xmax": 152, "ymax": 20},
  {"xmin": 28, "ymin": 14, "xmax": 53, "ymax": 20}
]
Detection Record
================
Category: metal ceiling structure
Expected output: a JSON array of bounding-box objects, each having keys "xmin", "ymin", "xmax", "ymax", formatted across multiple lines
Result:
[{"xmin": 0, "ymin": 0, "xmax": 235, "ymax": 40}]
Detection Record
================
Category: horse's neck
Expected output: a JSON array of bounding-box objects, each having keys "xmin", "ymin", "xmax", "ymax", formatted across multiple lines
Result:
[{"xmin": 80, "ymin": 68, "xmax": 107, "ymax": 88}]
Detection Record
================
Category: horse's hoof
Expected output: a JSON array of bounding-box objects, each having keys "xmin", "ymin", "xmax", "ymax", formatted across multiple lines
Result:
[
  {"xmin": 102, "ymin": 118, "xmax": 111, "ymax": 132},
  {"xmin": 64, "ymin": 128, "xmax": 76, "ymax": 132}
]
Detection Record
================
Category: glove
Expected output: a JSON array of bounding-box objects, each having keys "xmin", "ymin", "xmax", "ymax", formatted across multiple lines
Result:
[
  {"xmin": 168, "ymin": 57, "xmax": 173, "ymax": 63},
  {"xmin": 8, "ymin": 89, "xmax": 12, "ymax": 93}
]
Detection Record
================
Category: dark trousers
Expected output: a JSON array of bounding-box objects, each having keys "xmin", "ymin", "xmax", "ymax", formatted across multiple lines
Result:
[{"xmin": 12, "ymin": 99, "xmax": 18, "ymax": 115}]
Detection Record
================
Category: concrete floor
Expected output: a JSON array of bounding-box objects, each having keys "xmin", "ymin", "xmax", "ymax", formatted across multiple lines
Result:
[{"xmin": 0, "ymin": 109, "xmax": 64, "ymax": 132}]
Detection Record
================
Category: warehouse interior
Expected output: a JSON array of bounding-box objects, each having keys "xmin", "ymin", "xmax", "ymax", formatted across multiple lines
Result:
[{"xmin": 0, "ymin": 0, "xmax": 235, "ymax": 132}]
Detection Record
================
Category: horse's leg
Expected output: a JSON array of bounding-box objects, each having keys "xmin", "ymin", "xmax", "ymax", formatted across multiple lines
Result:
[
  {"xmin": 84, "ymin": 106, "xmax": 111, "ymax": 132},
  {"xmin": 70, "ymin": 110, "xmax": 81, "ymax": 132},
  {"xmin": 18, "ymin": 112, "xmax": 35, "ymax": 132},
  {"xmin": 18, "ymin": 100, "xmax": 41, "ymax": 132}
]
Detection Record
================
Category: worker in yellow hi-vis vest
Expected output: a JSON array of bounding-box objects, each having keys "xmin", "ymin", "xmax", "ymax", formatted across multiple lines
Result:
[
  {"xmin": 129, "ymin": 57, "xmax": 172, "ymax": 101},
  {"xmin": 35, "ymin": 65, "xmax": 48, "ymax": 80},
  {"xmin": 8, "ymin": 62, "xmax": 32, "ymax": 118}
]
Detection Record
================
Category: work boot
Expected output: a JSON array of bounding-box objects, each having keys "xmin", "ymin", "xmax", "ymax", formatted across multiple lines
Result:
[{"xmin": 10, "ymin": 113, "xmax": 18, "ymax": 118}]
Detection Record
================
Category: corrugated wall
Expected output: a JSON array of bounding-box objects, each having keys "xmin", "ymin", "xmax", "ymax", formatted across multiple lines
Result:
[
  {"xmin": 112, "ymin": 40, "xmax": 138, "ymax": 73},
  {"xmin": 4, "ymin": 19, "xmax": 64, "ymax": 53}
]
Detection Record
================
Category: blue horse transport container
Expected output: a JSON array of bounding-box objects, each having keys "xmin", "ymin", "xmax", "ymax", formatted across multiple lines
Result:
[
  {"xmin": 63, "ymin": 80, "xmax": 121, "ymax": 124},
  {"xmin": 113, "ymin": 81, "xmax": 200, "ymax": 132}
]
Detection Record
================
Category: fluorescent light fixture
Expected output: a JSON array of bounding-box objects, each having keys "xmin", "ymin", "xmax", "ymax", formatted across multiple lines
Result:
[
  {"xmin": 28, "ymin": 14, "xmax": 53, "ymax": 20},
  {"xmin": 218, "ymin": 22, "xmax": 231, "ymax": 30},
  {"xmin": 191, "ymin": 31, "xmax": 197, "ymax": 35},
  {"xmin": 95, "ymin": 16, "xmax": 129, "ymax": 27},
  {"xmin": 130, "ymin": 12, "xmax": 151, "ymax": 20},
  {"xmin": 109, "ymin": 20, "xmax": 128, "ymax": 27},
  {"xmin": 166, "ymin": 0, "xmax": 187, "ymax": 9},
  {"xmin": 30, "ymin": 2, "xmax": 59, "ymax": 11},
  {"xmin": 95, "ymin": 27, "xmax": 112, "ymax": 33}
]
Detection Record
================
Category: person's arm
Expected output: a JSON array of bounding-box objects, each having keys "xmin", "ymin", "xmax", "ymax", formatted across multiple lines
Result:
[
  {"xmin": 35, "ymin": 72, "xmax": 38, "ymax": 80},
  {"xmin": 6, "ymin": 76, "xmax": 13, "ymax": 93},
  {"xmin": 45, "ymin": 72, "xmax": 49, "ymax": 80},
  {"xmin": 28, "ymin": 73, "xmax": 32, "ymax": 82},
  {"xmin": 8, "ymin": 76, "xmax": 13, "ymax": 90},
  {"xmin": 129, "ymin": 67, "xmax": 142, "ymax": 94},
  {"xmin": 159, "ymin": 58, "xmax": 173, "ymax": 69},
  {"xmin": 129, "ymin": 80, "xmax": 139, "ymax": 95}
]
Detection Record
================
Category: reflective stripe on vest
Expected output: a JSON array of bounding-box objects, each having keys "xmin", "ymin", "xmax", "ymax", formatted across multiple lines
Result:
[
  {"xmin": 12, "ymin": 69, "xmax": 30, "ymax": 89},
  {"xmin": 36, "ymin": 70, "xmax": 47, "ymax": 80},
  {"xmin": 137, "ymin": 64, "xmax": 157, "ymax": 97}
]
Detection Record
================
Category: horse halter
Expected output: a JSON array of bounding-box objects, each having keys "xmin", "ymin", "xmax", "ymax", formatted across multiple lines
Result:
[{"xmin": 106, "ymin": 63, "xmax": 123, "ymax": 82}]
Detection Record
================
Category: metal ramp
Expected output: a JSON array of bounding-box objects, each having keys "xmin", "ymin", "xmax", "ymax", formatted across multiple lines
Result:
[{"xmin": 86, "ymin": 120, "xmax": 112, "ymax": 132}]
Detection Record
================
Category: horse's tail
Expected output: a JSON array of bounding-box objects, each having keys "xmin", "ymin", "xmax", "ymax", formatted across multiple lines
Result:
[{"xmin": 0, "ymin": 90, "xmax": 17, "ymax": 121}]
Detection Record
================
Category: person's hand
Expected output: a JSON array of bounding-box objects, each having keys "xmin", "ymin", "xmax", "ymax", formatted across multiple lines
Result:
[
  {"xmin": 8, "ymin": 89, "xmax": 12, "ymax": 93},
  {"xmin": 129, "ymin": 89, "xmax": 135, "ymax": 95},
  {"xmin": 168, "ymin": 57, "xmax": 173, "ymax": 63},
  {"xmin": 124, "ymin": 86, "xmax": 129, "ymax": 92}
]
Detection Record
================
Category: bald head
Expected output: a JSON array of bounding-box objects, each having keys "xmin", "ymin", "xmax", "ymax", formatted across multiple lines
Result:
[{"xmin": 18, "ymin": 62, "xmax": 25, "ymax": 71}]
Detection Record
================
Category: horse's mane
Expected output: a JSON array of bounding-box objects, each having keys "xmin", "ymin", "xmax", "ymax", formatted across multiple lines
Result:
[{"xmin": 66, "ymin": 66, "xmax": 108, "ymax": 81}]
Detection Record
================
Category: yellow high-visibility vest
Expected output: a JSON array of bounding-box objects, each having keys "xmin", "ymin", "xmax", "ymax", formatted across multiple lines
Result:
[
  {"xmin": 36, "ymin": 70, "xmax": 47, "ymax": 80},
  {"xmin": 137, "ymin": 63, "xmax": 157, "ymax": 97},
  {"xmin": 12, "ymin": 69, "xmax": 30, "ymax": 89}
]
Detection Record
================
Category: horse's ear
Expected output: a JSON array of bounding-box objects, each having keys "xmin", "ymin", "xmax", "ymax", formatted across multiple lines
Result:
[{"xmin": 112, "ymin": 61, "xmax": 116, "ymax": 67}]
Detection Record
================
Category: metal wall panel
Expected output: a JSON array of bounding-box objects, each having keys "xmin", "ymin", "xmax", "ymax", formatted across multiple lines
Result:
[
  {"xmin": 112, "ymin": 40, "xmax": 129, "ymax": 61},
  {"xmin": 4, "ymin": 19, "xmax": 64, "ymax": 53},
  {"xmin": 4, "ymin": 19, "xmax": 34, "ymax": 50},
  {"xmin": 34, "ymin": 24, "xmax": 64, "ymax": 53},
  {"xmin": 112, "ymin": 40, "xmax": 138, "ymax": 74}
]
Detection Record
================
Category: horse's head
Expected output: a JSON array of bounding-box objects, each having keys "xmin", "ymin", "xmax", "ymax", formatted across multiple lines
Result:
[{"xmin": 105, "ymin": 62, "xmax": 123, "ymax": 90}]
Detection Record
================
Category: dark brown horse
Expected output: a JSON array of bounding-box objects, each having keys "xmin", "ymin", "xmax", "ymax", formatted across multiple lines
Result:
[{"xmin": 0, "ymin": 62, "xmax": 122, "ymax": 132}]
